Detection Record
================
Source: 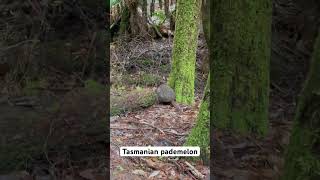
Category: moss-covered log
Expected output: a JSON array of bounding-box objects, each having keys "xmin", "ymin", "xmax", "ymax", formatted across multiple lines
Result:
[
  {"xmin": 184, "ymin": 75, "xmax": 210, "ymax": 164},
  {"xmin": 282, "ymin": 30, "xmax": 320, "ymax": 180},
  {"xmin": 110, "ymin": 88, "xmax": 157, "ymax": 116},
  {"xmin": 168, "ymin": 0, "xmax": 201, "ymax": 105},
  {"xmin": 210, "ymin": 0, "xmax": 272, "ymax": 136}
]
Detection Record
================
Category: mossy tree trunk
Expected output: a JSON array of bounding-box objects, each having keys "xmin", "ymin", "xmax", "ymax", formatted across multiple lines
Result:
[
  {"xmin": 168, "ymin": 0, "xmax": 201, "ymax": 105},
  {"xmin": 185, "ymin": 75, "xmax": 210, "ymax": 164},
  {"xmin": 210, "ymin": 0, "xmax": 272, "ymax": 136},
  {"xmin": 282, "ymin": 30, "xmax": 320, "ymax": 180},
  {"xmin": 184, "ymin": 0, "xmax": 210, "ymax": 164}
]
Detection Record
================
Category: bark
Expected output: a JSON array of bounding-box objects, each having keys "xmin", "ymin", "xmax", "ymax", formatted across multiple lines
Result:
[
  {"xmin": 164, "ymin": 0, "xmax": 170, "ymax": 19},
  {"xmin": 169, "ymin": 10, "xmax": 175, "ymax": 31},
  {"xmin": 168, "ymin": 0, "xmax": 201, "ymax": 104},
  {"xmin": 150, "ymin": 0, "xmax": 155, "ymax": 15},
  {"xmin": 201, "ymin": 0, "xmax": 210, "ymax": 46},
  {"xmin": 126, "ymin": 0, "xmax": 149, "ymax": 37},
  {"xmin": 210, "ymin": 0, "xmax": 272, "ymax": 136},
  {"xmin": 185, "ymin": 75, "xmax": 210, "ymax": 164},
  {"xmin": 159, "ymin": 0, "xmax": 163, "ymax": 9},
  {"xmin": 282, "ymin": 30, "xmax": 320, "ymax": 180},
  {"xmin": 142, "ymin": 0, "xmax": 148, "ymax": 22},
  {"xmin": 120, "ymin": 6, "xmax": 130, "ymax": 34}
]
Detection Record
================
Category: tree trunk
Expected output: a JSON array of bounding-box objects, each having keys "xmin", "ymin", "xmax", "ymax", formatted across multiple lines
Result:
[
  {"xmin": 210, "ymin": 0, "xmax": 272, "ymax": 136},
  {"xmin": 164, "ymin": 0, "xmax": 170, "ymax": 19},
  {"xmin": 150, "ymin": 0, "xmax": 155, "ymax": 15},
  {"xmin": 168, "ymin": 0, "xmax": 201, "ymax": 105},
  {"xmin": 120, "ymin": 6, "xmax": 130, "ymax": 34},
  {"xmin": 126, "ymin": 0, "xmax": 149, "ymax": 37},
  {"xmin": 201, "ymin": 0, "xmax": 210, "ymax": 45},
  {"xmin": 282, "ymin": 30, "xmax": 320, "ymax": 180},
  {"xmin": 142, "ymin": 0, "xmax": 148, "ymax": 22},
  {"xmin": 185, "ymin": 75, "xmax": 210, "ymax": 164},
  {"xmin": 159, "ymin": 0, "xmax": 163, "ymax": 9}
]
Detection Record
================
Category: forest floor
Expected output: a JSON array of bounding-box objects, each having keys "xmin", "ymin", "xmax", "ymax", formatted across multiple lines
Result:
[
  {"xmin": 110, "ymin": 34, "xmax": 304, "ymax": 180},
  {"xmin": 0, "ymin": 33, "xmax": 304, "ymax": 179},
  {"xmin": 0, "ymin": 73, "xmax": 108, "ymax": 179},
  {"xmin": 110, "ymin": 36, "xmax": 210, "ymax": 179},
  {"xmin": 212, "ymin": 90, "xmax": 296, "ymax": 180}
]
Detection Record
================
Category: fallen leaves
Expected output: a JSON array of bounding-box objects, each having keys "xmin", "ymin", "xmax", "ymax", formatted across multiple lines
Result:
[{"xmin": 110, "ymin": 102, "xmax": 209, "ymax": 179}]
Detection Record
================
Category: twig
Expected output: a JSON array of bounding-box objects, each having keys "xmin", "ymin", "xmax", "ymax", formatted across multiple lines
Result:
[
  {"xmin": 163, "ymin": 129, "xmax": 188, "ymax": 136},
  {"xmin": 271, "ymin": 82, "xmax": 288, "ymax": 95},
  {"xmin": 185, "ymin": 161, "xmax": 205, "ymax": 179},
  {"xmin": 127, "ymin": 120, "xmax": 166, "ymax": 135},
  {"xmin": 0, "ymin": 40, "xmax": 40, "ymax": 52},
  {"xmin": 110, "ymin": 126, "xmax": 153, "ymax": 130}
]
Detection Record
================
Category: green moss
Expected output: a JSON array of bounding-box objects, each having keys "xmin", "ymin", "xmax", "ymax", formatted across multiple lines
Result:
[
  {"xmin": 137, "ymin": 90, "xmax": 157, "ymax": 108},
  {"xmin": 210, "ymin": 0, "xmax": 271, "ymax": 136},
  {"xmin": 168, "ymin": 0, "xmax": 201, "ymax": 105},
  {"xmin": 139, "ymin": 58, "xmax": 153, "ymax": 66},
  {"xmin": 151, "ymin": 10, "xmax": 166, "ymax": 26},
  {"xmin": 282, "ymin": 126, "xmax": 320, "ymax": 180},
  {"xmin": 282, "ymin": 30, "xmax": 320, "ymax": 180},
  {"xmin": 110, "ymin": 88, "xmax": 157, "ymax": 116},
  {"xmin": 84, "ymin": 79, "xmax": 106, "ymax": 95},
  {"xmin": 184, "ymin": 76, "xmax": 210, "ymax": 164}
]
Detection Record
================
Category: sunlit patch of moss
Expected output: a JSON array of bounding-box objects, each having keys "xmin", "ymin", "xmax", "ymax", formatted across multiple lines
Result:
[
  {"xmin": 167, "ymin": 0, "xmax": 201, "ymax": 105},
  {"xmin": 184, "ymin": 78, "xmax": 210, "ymax": 164},
  {"xmin": 151, "ymin": 10, "xmax": 167, "ymax": 26}
]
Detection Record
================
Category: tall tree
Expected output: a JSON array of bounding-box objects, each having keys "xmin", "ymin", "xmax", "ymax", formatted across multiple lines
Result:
[
  {"xmin": 282, "ymin": 29, "xmax": 320, "ymax": 180},
  {"xmin": 164, "ymin": 0, "xmax": 170, "ymax": 19},
  {"xmin": 142, "ymin": 0, "xmax": 148, "ymax": 22},
  {"xmin": 125, "ymin": 0, "xmax": 149, "ymax": 37},
  {"xmin": 150, "ymin": 0, "xmax": 155, "ymax": 15},
  {"xmin": 168, "ymin": 0, "xmax": 201, "ymax": 104},
  {"xmin": 185, "ymin": 75, "xmax": 210, "ymax": 163},
  {"xmin": 211, "ymin": 0, "xmax": 272, "ymax": 136},
  {"xmin": 184, "ymin": 0, "xmax": 210, "ymax": 163},
  {"xmin": 159, "ymin": 0, "xmax": 163, "ymax": 9}
]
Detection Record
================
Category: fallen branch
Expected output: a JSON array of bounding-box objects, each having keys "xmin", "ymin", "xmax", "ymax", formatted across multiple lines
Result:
[
  {"xmin": 131, "ymin": 120, "xmax": 166, "ymax": 135},
  {"xmin": 185, "ymin": 161, "xmax": 205, "ymax": 179}
]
